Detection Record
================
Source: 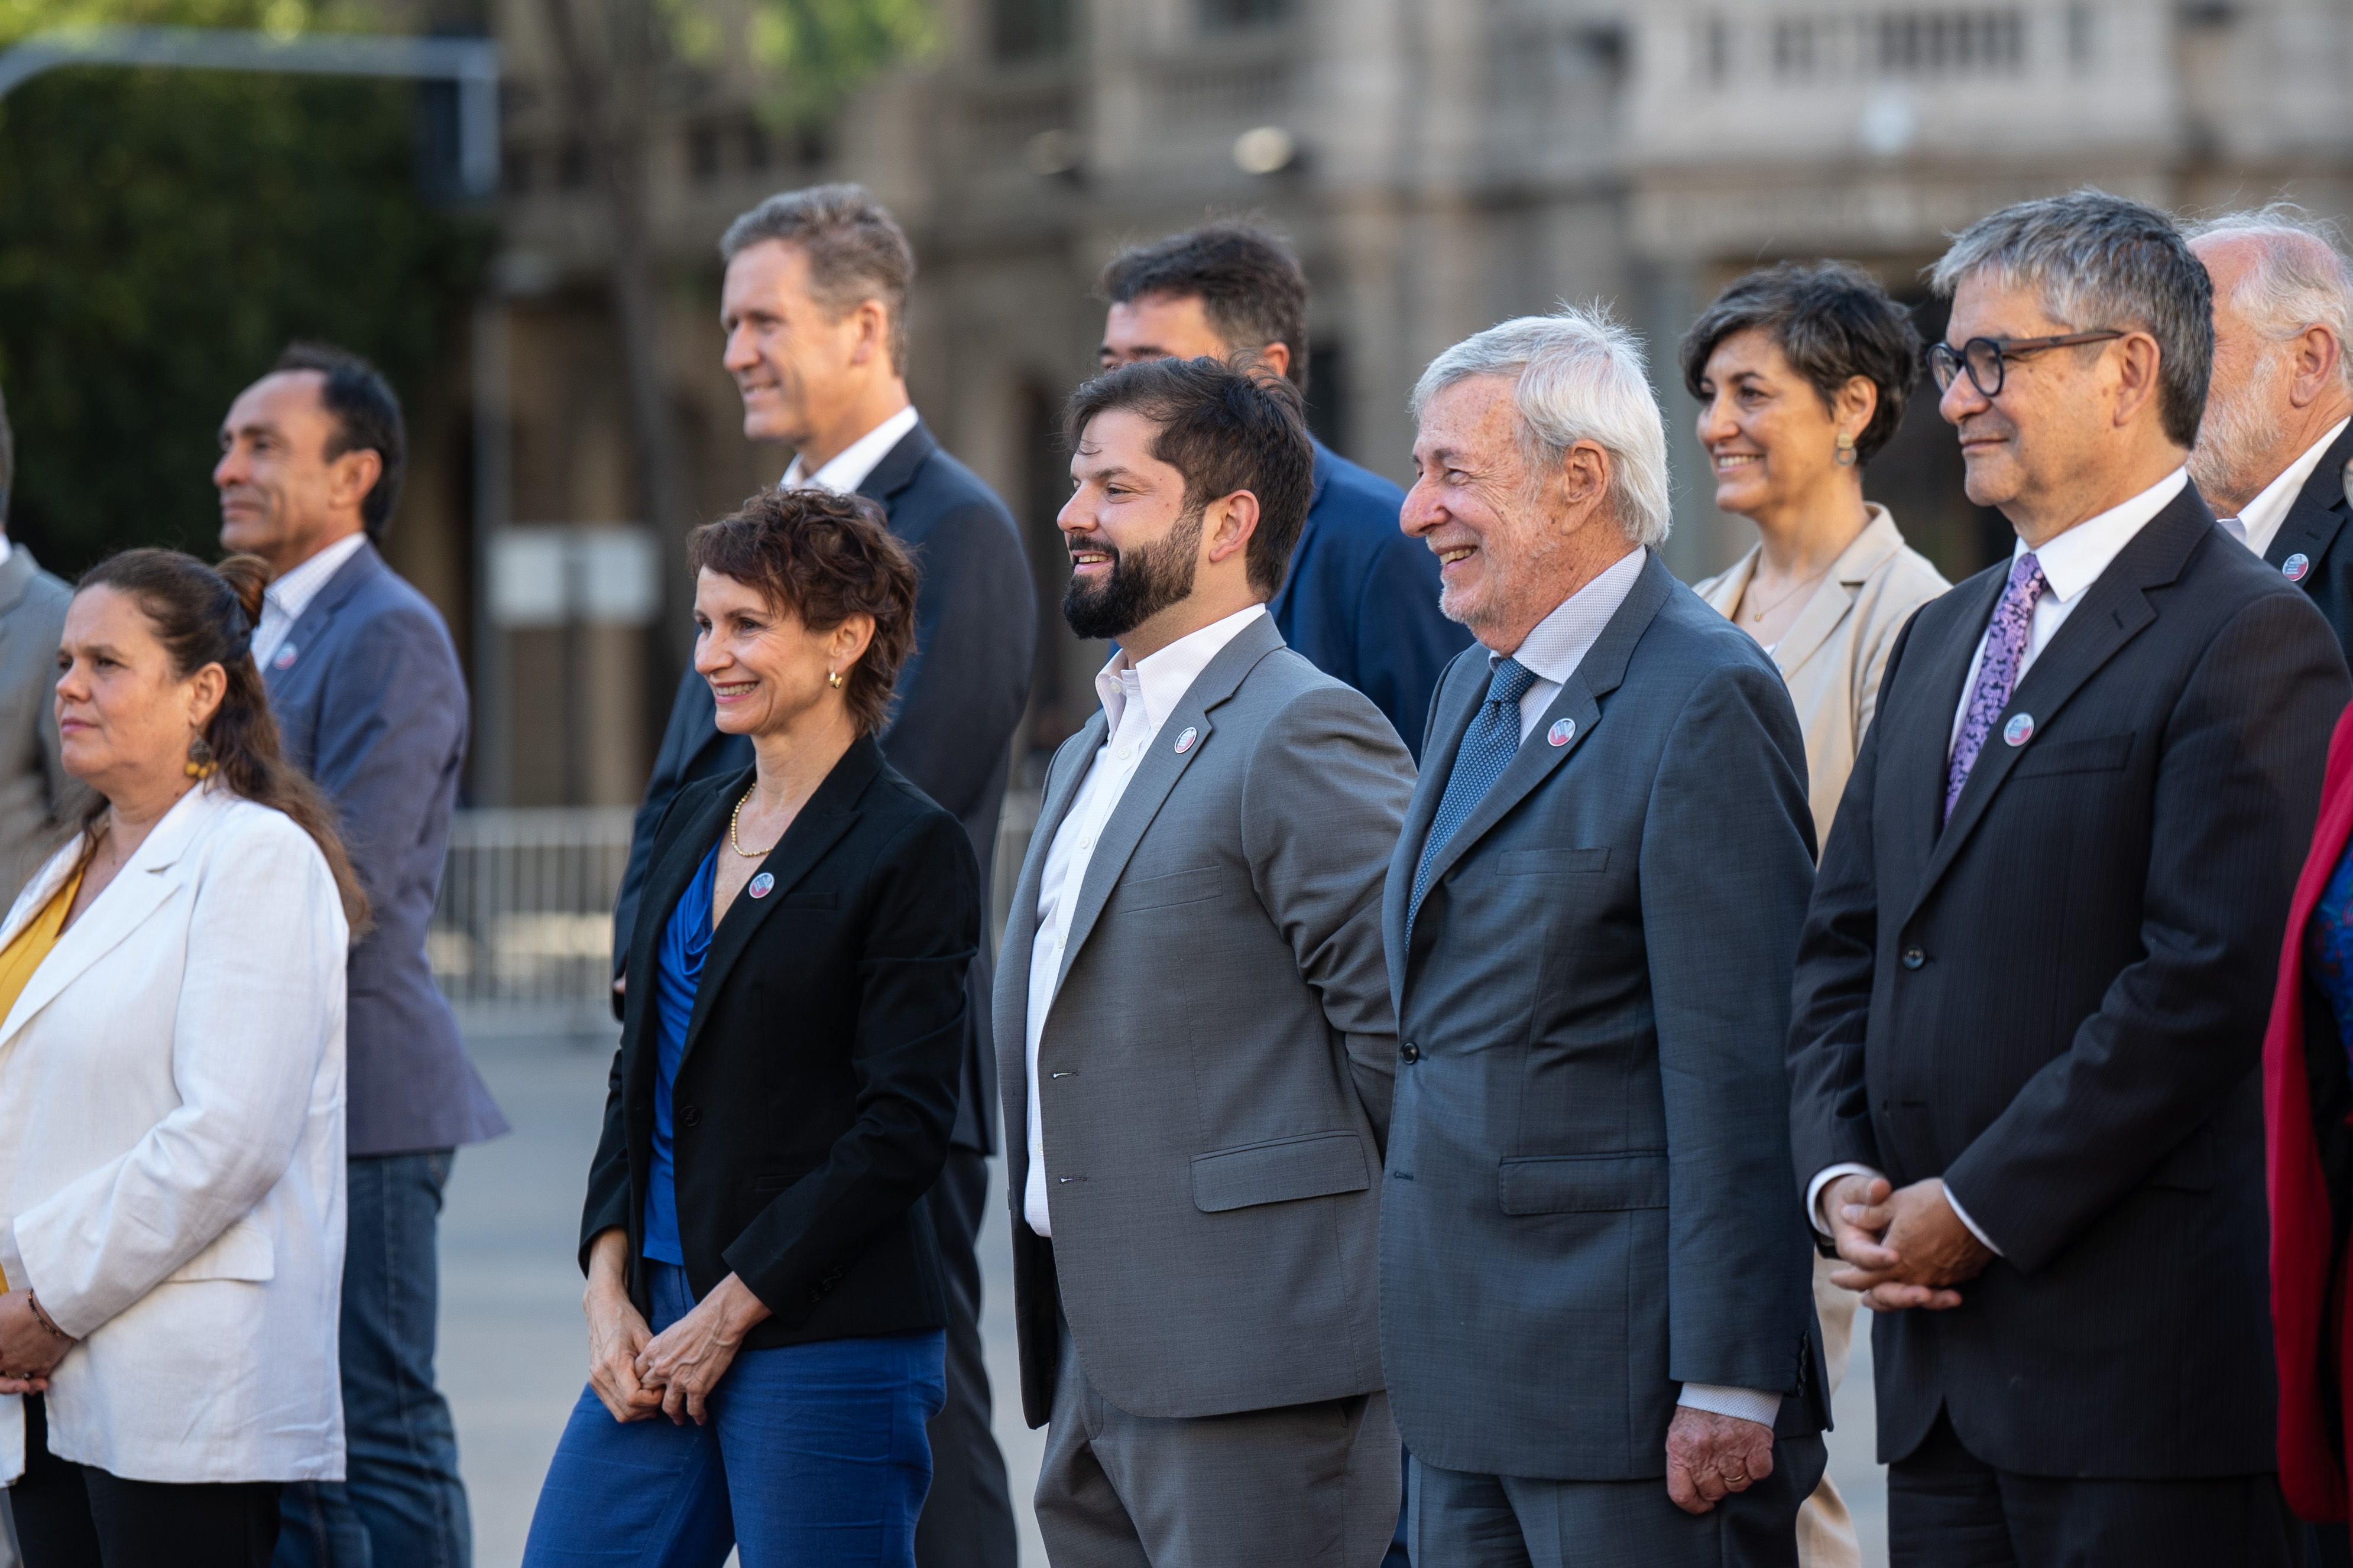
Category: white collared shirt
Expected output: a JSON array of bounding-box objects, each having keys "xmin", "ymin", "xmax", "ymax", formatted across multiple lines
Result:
[
  {"xmin": 1494, "ymin": 546, "xmax": 1647, "ymax": 738},
  {"xmin": 2232, "ymin": 418, "xmax": 2348, "ymax": 561},
  {"xmin": 1810, "ymin": 468, "xmax": 2188, "ymax": 1259},
  {"xmin": 1022, "ymin": 603, "xmax": 1268, "ymax": 1238},
  {"xmin": 251, "ymin": 531, "xmax": 368, "ymax": 672},
  {"xmin": 780, "ymin": 405, "xmax": 921, "ymax": 494}
]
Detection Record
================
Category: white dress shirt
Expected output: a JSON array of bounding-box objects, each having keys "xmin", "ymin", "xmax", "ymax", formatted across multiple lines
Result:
[
  {"xmin": 1022, "ymin": 603, "xmax": 1269, "ymax": 1237},
  {"xmin": 1814, "ymin": 468, "xmax": 2187, "ymax": 1257},
  {"xmin": 2231, "ymin": 418, "xmax": 2348, "ymax": 561},
  {"xmin": 780, "ymin": 404, "xmax": 921, "ymax": 494},
  {"xmin": 1495, "ymin": 546, "xmax": 1647, "ymax": 738},
  {"xmin": 251, "ymin": 531, "xmax": 368, "ymax": 671}
]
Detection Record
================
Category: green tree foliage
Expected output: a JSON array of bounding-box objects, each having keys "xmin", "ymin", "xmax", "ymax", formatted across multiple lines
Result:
[{"xmin": 0, "ymin": 38, "xmax": 488, "ymax": 572}]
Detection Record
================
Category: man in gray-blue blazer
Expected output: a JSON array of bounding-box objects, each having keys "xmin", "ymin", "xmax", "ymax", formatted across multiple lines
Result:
[
  {"xmin": 217, "ymin": 344, "xmax": 505, "ymax": 1568},
  {"xmin": 1380, "ymin": 310, "xmax": 1825, "ymax": 1566}
]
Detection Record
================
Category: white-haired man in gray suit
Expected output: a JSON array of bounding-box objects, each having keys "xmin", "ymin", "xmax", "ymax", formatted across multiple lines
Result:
[{"xmin": 996, "ymin": 353, "xmax": 1414, "ymax": 1566}]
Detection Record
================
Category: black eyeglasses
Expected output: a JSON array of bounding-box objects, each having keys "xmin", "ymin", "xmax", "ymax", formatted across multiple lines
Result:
[{"xmin": 1927, "ymin": 331, "xmax": 2126, "ymax": 398}]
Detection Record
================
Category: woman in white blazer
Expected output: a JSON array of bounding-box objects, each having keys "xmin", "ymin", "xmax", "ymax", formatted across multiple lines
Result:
[
  {"xmin": 0, "ymin": 550, "xmax": 364, "ymax": 1568},
  {"xmin": 1682, "ymin": 262, "xmax": 1951, "ymax": 1568}
]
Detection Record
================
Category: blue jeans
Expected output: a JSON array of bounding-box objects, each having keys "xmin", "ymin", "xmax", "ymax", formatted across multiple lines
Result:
[
  {"xmin": 521, "ymin": 1261, "xmax": 946, "ymax": 1568},
  {"xmin": 277, "ymin": 1150, "xmax": 472, "ymax": 1568}
]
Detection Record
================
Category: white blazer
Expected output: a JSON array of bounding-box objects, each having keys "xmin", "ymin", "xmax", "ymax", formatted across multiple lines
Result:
[{"xmin": 0, "ymin": 783, "xmax": 348, "ymax": 1483}]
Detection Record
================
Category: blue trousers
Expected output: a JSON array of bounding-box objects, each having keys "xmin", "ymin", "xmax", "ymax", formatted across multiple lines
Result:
[
  {"xmin": 277, "ymin": 1149, "xmax": 472, "ymax": 1568},
  {"xmin": 522, "ymin": 1261, "xmax": 945, "ymax": 1568}
]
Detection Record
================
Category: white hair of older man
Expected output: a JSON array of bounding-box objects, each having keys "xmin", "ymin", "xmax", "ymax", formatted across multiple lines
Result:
[
  {"xmin": 2184, "ymin": 203, "xmax": 2353, "ymax": 388},
  {"xmin": 1409, "ymin": 305, "xmax": 1673, "ymax": 548}
]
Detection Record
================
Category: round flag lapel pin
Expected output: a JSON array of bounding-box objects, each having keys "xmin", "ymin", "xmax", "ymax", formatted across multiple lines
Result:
[
  {"xmin": 2003, "ymin": 713, "xmax": 2035, "ymax": 748},
  {"xmin": 1173, "ymin": 726, "xmax": 1198, "ymax": 755},
  {"xmin": 1547, "ymin": 718, "xmax": 1576, "ymax": 748},
  {"xmin": 748, "ymin": 872, "xmax": 774, "ymax": 899},
  {"xmin": 273, "ymin": 644, "xmax": 298, "ymax": 671},
  {"xmin": 2286, "ymin": 553, "xmax": 2313, "ymax": 583}
]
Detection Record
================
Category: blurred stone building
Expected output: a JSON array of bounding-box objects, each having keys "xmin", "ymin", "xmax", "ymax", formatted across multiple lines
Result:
[{"xmin": 450, "ymin": 0, "xmax": 2353, "ymax": 803}]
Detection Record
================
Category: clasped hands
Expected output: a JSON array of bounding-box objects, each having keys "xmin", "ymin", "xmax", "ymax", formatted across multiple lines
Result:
[
  {"xmin": 1823, "ymin": 1173, "xmax": 1992, "ymax": 1311},
  {"xmin": 0, "ymin": 1290, "xmax": 72, "ymax": 1394},
  {"xmin": 583, "ymin": 1229, "xmax": 770, "ymax": 1426}
]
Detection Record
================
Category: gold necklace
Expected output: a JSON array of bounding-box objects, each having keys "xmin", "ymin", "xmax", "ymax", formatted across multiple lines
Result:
[
  {"xmin": 1745, "ymin": 562, "xmax": 1833, "ymax": 623},
  {"xmin": 730, "ymin": 788, "xmax": 777, "ymax": 858}
]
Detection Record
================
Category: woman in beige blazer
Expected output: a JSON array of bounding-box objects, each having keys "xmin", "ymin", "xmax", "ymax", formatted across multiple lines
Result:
[{"xmin": 1684, "ymin": 262, "xmax": 1949, "ymax": 1568}]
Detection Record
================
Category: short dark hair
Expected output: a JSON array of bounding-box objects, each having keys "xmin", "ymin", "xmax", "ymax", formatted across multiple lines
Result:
[
  {"xmin": 1097, "ymin": 222, "xmax": 1312, "ymax": 394},
  {"xmin": 0, "ymin": 379, "xmax": 12, "ymax": 528},
  {"xmin": 273, "ymin": 342, "xmax": 406, "ymax": 541},
  {"xmin": 1678, "ymin": 261, "xmax": 1923, "ymax": 465},
  {"xmin": 687, "ymin": 488, "xmax": 919, "ymax": 736},
  {"xmin": 1930, "ymin": 189, "xmax": 2212, "ymax": 449},
  {"xmin": 1062, "ymin": 356, "xmax": 1314, "ymax": 599},
  {"xmin": 720, "ymin": 183, "xmax": 917, "ymax": 376}
]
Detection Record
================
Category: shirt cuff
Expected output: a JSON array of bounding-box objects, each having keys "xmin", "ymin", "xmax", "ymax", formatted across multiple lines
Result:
[
  {"xmin": 1805, "ymin": 1163, "xmax": 1884, "ymax": 1239},
  {"xmin": 1677, "ymin": 1384, "xmax": 1785, "ymax": 1426},
  {"xmin": 1940, "ymin": 1181, "xmax": 2005, "ymax": 1258}
]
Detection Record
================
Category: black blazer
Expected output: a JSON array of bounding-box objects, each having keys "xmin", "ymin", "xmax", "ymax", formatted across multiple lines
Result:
[
  {"xmin": 610, "ymin": 419, "xmax": 1035, "ymax": 1154},
  {"xmin": 580, "ymin": 736, "xmax": 981, "ymax": 1347},
  {"xmin": 2264, "ymin": 418, "xmax": 2353, "ymax": 668},
  {"xmin": 1788, "ymin": 482, "xmax": 2351, "ymax": 1479}
]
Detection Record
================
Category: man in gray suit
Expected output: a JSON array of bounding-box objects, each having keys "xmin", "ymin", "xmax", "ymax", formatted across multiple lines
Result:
[
  {"xmin": 0, "ymin": 384, "xmax": 80, "ymax": 904},
  {"xmin": 997, "ymin": 355, "xmax": 1413, "ymax": 1566},
  {"xmin": 1380, "ymin": 310, "xmax": 1825, "ymax": 1566}
]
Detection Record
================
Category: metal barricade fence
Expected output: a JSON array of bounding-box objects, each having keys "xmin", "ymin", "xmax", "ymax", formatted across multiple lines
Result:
[{"xmin": 429, "ymin": 793, "xmax": 1044, "ymax": 1035}]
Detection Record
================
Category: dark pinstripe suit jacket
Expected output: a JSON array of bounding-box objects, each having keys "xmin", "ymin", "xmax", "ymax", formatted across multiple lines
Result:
[{"xmin": 1789, "ymin": 483, "xmax": 2351, "ymax": 1477}]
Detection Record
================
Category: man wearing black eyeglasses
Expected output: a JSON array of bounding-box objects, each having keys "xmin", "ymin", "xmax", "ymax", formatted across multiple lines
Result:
[{"xmin": 1789, "ymin": 190, "xmax": 2347, "ymax": 1567}]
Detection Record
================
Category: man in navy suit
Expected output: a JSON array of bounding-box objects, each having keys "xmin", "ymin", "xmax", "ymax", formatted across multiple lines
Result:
[
  {"xmin": 1096, "ymin": 222, "xmax": 1470, "ymax": 758},
  {"xmin": 216, "ymin": 343, "xmax": 508, "ymax": 1568},
  {"xmin": 609, "ymin": 185, "xmax": 1032, "ymax": 1568}
]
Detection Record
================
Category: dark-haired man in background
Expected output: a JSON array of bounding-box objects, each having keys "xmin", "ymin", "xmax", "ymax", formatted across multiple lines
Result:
[
  {"xmin": 1097, "ymin": 222, "xmax": 1470, "ymax": 758},
  {"xmin": 610, "ymin": 184, "xmax": 1032, "ymax": 1568},
  {"xmin": 0, "ymin": 382, "xmax": 83, "ymax": 905},
  {"xmin": 216, "ymin": 343, "xmax": 507, "ymax": 1568}
]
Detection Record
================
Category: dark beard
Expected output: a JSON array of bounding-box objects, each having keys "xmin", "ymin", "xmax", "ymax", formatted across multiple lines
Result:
[{"xmin": 1061, "ymin": 508, "xmax": 1205, "ymax": 641}]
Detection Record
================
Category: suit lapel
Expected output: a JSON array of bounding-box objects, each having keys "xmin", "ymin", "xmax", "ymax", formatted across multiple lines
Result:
[
  {"xmin": 1907, "ymin": 492, "xmax": 2203, "ymax": 921},
  {"xmin": 855, "ymin": 420, "xmax": 937, "ymax": 509},
  {"xmin": 0, "ymin": 548, "xmax": 37, "ymax": 618},
  {"xmin": 1406, "ymin": 554, "xmax": 1673, "ymax": 917},
  {"xmin": 1054, "ymin": 615, "xmax": 1284, "ymax": 992},
  {"xmin": 0, "ymin": 787, "xmax": 223, "ymax": 1048},
  {"xmin": 2263, "ymin": 421, "xmax": 2353, "ymax": 580},
  {"xmin": 995, "ymin": 717, "xmax": 1104, "ymax": 1053},
  {"xmin": 1385, "ymin": 648, "xmax": 1486, "ymax": 1004},
  {"xmin": 677, "ymin": 739, "xmax": 881, "ymax": 1065},
  {"xmin": 264, "ymin": 541, "xmax": 383, "ymax": 690},
  {"xmin": 1772, "ymin": 509, "xmax": 1904, "ymax": 679}
]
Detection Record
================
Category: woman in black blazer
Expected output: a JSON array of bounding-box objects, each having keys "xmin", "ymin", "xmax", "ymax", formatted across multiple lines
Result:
[{"xmin": 523, "ymin": 487, "xmax": 979, "ymax": 1568}]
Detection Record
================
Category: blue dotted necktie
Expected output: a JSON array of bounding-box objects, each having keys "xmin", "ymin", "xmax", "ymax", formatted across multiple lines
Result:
[{"xmin": 1408, "ymin": 657, "xmax": 1538, "ymax": 936}]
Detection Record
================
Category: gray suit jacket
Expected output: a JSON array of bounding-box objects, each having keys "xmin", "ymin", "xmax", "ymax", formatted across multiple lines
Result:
[
  {"xmin": 996, "ymin": 613, "xmax": 1412, "ymax": 1426},
  {"xmin": 264, "ymin": 541, "xmax": 506, "ymax": 1157},
  {"xmin": 0, "ymin": 546, "xmax": 80, "ymax": 904},
  {"xmin": 1379, "ymin": 550, "xmax": 1825, "ymax": 1481}
]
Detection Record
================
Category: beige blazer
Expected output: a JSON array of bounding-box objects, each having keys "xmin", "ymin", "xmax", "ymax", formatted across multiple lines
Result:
[{"xmin": 1696, "ymin": 505, "xmax": 1950, "ymax": 846}]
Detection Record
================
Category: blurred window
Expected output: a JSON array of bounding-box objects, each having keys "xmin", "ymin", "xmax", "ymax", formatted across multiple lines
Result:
[{"xmin": 994, "ymin": 0, "xmax": 1072, "ymax": 60}]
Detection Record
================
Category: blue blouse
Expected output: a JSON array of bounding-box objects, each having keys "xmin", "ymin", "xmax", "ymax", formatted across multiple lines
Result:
[
  {"xmin": 2308, "ymin": 837, "xmax": 2353, "ymax": 1076},
  {"xmin": 642, "ymin": 843, "xmax": 718, "ymax": 1266}
]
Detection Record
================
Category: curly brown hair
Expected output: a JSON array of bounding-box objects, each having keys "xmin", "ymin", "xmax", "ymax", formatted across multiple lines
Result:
[{"xmin": 688, "ymin": 488, "xmax": 919, "ymax": 736}]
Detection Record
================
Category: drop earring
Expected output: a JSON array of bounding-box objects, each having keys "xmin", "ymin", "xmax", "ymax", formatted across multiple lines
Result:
[
  {"xmin": 1835, "ymin": 432, "xmax": 1858, "ymax": 468},
  {"xmin": 184, "ymin": 735, "xmax": 216, "ymax": 780}
]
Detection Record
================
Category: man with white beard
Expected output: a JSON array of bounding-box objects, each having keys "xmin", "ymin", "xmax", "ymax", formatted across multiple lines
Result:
[{"xmin": 2186, "ymin": 206, "xmax": 2353, "ymax": 660}]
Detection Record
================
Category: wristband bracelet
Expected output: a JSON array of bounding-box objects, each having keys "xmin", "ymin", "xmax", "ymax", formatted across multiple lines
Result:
[{"xmin": 26, "ymin": 1291, "xmax": 72, "ymax": 1343}]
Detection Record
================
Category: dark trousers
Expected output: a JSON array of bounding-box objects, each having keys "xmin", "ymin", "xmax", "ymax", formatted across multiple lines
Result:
[
  {"xmin": 277, "ymin": 1150, "xmax": 471, "ymax": 1568},
  {"xmin": 12, "ymin": 1394, "xmax": 280, "ymax": 1568},
  {"xmin": 915, "ymin": 1145, "xmax": 1017, "ymax": 1568},
  {"xmin": 1889, "ymin": 1410, "xmax": 2302, "ymax": 1568}
]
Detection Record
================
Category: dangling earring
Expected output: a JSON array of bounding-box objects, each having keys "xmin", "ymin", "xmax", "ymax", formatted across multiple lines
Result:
[
  {"xmin": 184, "ymin": 735, "xmax": 216, "ymax": 780},
  {"xmin": 827, "ymin": 669, "xmax": 844, "ymax": 690},
  {"xmin": 1835, "ymin": 432, "xmax": 1858, "ymax": 468}
]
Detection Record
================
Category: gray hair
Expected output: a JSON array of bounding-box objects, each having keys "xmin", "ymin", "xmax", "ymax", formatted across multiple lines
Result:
[
  {"xmin": 720, "ymin": 183, "xmax": 916, "ymax": 375},
  {"xmin": 1930, "ymin": 189, "xmax": 2212, "ymax": 449},
  {"xmin": 1409, "ymin": 306, "xmax": 1672, "ymax": 548},
  {"xmin": 2183, "ymin": 203, "xmax": 2353, "ymax": 387}
]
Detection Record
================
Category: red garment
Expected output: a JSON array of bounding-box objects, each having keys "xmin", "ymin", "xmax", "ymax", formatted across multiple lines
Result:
[{"xmin": 2267, "ymin": 698, "xmax": 2353, "ymax": 1520}]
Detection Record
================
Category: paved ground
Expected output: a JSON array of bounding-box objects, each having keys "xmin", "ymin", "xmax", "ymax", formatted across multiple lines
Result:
[{"xmin": 440, "ymin": 1031, "xmax": 1885, "ymax": 1567}]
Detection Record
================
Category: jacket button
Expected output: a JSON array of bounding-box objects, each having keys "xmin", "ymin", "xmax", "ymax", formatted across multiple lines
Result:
[
  {"xmin": 1901, "ymin": 947, "xmax": 1926, "ymax": 970},
  {"xmin": 1401, "ymin": 1043, "xmax": 1421, "ymax": 1063},
  {"xmin": 680, "ymin": 1105, "xmax": 701, "ymax": 1128}
]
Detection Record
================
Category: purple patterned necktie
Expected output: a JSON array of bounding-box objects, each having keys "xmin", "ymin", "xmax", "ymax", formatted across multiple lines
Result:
[{"xmin": 1945, "ymin": 551, "xmax": 2046, "ymax": 822}]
